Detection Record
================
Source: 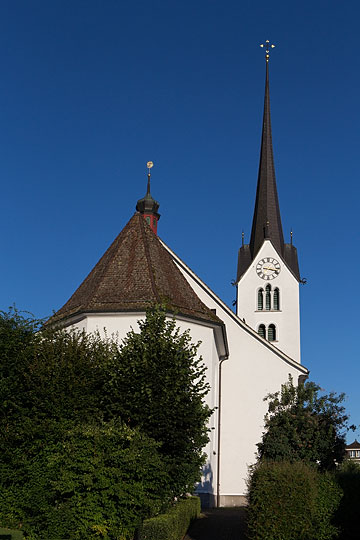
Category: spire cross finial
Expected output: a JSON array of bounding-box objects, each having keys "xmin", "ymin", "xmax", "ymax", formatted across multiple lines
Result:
[{"xmin": 260, "ymin": 40, "xmax": 275, "ymax": 62}]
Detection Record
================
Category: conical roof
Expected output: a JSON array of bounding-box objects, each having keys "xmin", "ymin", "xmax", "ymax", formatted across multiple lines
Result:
[{"xmin": 49, "ymin": 213, "xmax": 221, "ymax": 326}]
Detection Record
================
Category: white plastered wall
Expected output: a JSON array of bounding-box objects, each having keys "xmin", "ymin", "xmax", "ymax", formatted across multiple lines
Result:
[
  {"xmin": 237, "ymin": 240, "xmax": 301, "ymax": 363},
  {"xmin": 170, "ymin": 255, "xmax": 307, "ymax": 501}
]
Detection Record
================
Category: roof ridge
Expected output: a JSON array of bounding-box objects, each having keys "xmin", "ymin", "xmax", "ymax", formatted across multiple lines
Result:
[{"xmin": 160, "ymin": 238, "xmax": 308, "ymax": 375}]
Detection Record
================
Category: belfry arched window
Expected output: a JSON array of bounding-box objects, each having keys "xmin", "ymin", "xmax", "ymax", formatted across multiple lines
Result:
[
  {"xmin": 258, "ymin": 324, "xmax": 266, "ymax": 338},
  {"xmin": 268, "ymin": 324, "xmax": 276, "ymax": 342},
  {"xmin": 257, "ymin": 288, "xmax": 264, "ymax": 310},
  {"xmin": 273, "ymin": 288, "xmax": 280, "ymax": 311},
  {"xmin": 265, "ymin": 285, "xmax": 271, "ymax": 311}
]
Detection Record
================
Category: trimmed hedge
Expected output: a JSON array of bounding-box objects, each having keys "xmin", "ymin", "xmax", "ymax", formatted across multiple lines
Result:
[
  {"xmin": 334, "ymin": 460, "xmax": 360, "ymax": 539},
  {"xmin": 139, "ymin": 496, "xmax": 200, "ymax": 540},
  {"xmin": 0, "ymin": 528, "xmax": 23, "ymax": 539},
  {"xmin": 247, "ymin": 461, "xmax": 342, "ymax": 540}
]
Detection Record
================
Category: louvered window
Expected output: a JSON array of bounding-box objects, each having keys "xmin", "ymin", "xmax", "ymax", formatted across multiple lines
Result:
[
  {"xmin": 258, "ymin": 324, "xmax": 266, "ymax": 338},
  {"xmin": 258, "ymin": 289, "xmax": 264, "ymax": 310},
  {"xmin": 273, "ymin": 288, "xmax": 280, "ymax": 310},
  {"xmin": 265, "ymin": 285, "xmax": 271, "ymax": 310},
  {"xmin": 268, "ymin": 324, "xmax": 276, "ymax": 342}
]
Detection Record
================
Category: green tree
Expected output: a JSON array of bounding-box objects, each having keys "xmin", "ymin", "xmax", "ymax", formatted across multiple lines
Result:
[
  {"xmin": 0, "ymin": 306, "xmax": 211, "ymax": 538},
  {"xmin": 0, "ymin": 308, "xmax": 172, "ymax": 539},
  {"xmin": 257, "ymin": 376, "xmax": 354, "ymax": 470},
  {"xmin": 103, "ymin": 305, "xmax": 212, "ymax": 496}
]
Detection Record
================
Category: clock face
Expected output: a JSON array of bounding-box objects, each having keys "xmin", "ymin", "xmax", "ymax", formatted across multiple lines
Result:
[{"xmin": 256, "ymin": 257, "xmax": 281, "ymax": 280}]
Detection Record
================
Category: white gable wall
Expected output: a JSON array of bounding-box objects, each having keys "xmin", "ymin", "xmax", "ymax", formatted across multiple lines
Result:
[
  {"xmin": 168, "ymin": 250, "xmax": 307, "ymax": 504},
  {"xmin": 237, "ymin": 240, "xmax": 301, "ymax": 363}
]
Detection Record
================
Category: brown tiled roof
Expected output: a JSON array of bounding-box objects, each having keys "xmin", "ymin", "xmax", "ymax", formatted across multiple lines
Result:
[
  {"xmin": 346, "ymin": 440, "xmax": 360, "ymax": 450},
  {"xmin": 49, "ymin": 213, "xmax": 222, "ymax": 326}
]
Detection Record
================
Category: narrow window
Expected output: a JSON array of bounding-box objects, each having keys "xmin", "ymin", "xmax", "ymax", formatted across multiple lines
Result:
[
  {"xmin": 258, "ymin": 324, "xmax": 266, "ymax": 338},
  {"xmin": 146, "ymin": 216, "xmax": 151, "ymax": 225},
  {"xmin": 265, "ymin": 285, "xmax": 271, "ymax": 310},
  {"xmin": 257, "ymin": 288, "xmax": 264, "ymax": 310},
  {"xmin": 273, "ymin": 288, "xmax": 280, "ymax": 310},
  {"xmin": 268, "ymin": 324, "xmax": 276, "ymax": 342}
]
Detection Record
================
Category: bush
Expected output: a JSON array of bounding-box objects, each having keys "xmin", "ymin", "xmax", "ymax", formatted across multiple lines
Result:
[
  {"xmin": 257, "ymin": 377, "xmax": 353, "ymax": 470},
  {"xmin": 334, "ymin": 460, "xmax": 360, "ymax": 539},
  {"xmin": 247, "ymin": 461, "xmax": 342, "ymax": 540},
  {"xmin": 0, "ymin": 307, "xmax": 208, "ymax": 538},
  {"xmin": 0, "ymin": 421, "xmax": 171, "ymax": 540},
  {"xmin": 0, "ymin": 529, "xmax": 23, "ymax": 539},
  {"xmin": 139, "ymin": 496, "xmax": 201, "ymax": 540}
]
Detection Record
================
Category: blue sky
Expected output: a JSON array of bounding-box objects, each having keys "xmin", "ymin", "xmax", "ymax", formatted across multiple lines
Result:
[{"xmin": 1, "ymin": 0, "xmax": 359, "ymax": 440}]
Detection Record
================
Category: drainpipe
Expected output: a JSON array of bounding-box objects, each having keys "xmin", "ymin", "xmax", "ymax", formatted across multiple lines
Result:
[{"xmin": 216, "ymin": 356, "xmax": 228, "ymax": 508}]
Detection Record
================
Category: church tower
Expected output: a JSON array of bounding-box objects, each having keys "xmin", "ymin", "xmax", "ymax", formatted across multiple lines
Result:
[{"xmin": 236, "ymin": 43, "xmax": 301, "ymax": 362}]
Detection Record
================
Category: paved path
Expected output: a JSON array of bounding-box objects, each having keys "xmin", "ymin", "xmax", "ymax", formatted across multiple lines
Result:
[{"xmin": 184, "ymin": 508, "xmax": 248, "ymax": 540}]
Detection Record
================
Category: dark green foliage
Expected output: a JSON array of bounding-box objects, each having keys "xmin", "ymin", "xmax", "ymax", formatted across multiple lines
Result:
[
  {"xmin": 0, "ymin": 306, "xmax": 210, "ymax": 538},
  {"xmin": 257, "ymin": 376, "xmax": 353, "ymax": 470},
  {"xmin": 247, "ymin": 461, "xmax": 342, "ymax": 540},
  {"xmin": 0, "ymin": 528, "xmax": 23, "ymax": 539},
  {"xmin": 334, "ymin": 460, "xmax": 360, "ymax": 539},
  {"xmin": 139, "ymin": 496, "xmax": 201, "ymax": 540},
  {"xmin": 103, "ymin": 306, "xmax": 212, "ymax": 496},
  {"xmin": 1, "ymin": 421, "xmax": 169, "ymax": 540}
]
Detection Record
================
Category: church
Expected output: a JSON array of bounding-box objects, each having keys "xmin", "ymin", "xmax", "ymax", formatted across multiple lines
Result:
[{"xmin": 49, "ymin": 47, "xmax": 309, "ymax": 507}]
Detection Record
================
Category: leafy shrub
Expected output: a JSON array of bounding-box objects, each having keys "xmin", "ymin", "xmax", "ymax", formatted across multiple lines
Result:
[
  {"xmin": 0, "ymin": 528, "xmax": 23, "ymax": 539},
  {"xmin": 0, "ymin": 421, "xmax": 171, "ymax": 540},
  {"xmin": 0, "ymin": 307, "xmax": 208, "ymax": 539},
  {"xmin": 247, "ymin": 461, "xmax": 342, "ymax": 540},
  {"xmin": 257, "ymin": 376, "xmax": 353, "ymax": 470},
  {"xmin": 139, "ymin": 497, "xmax": 200, "ymax": 540},
  {"xmin": 334, "ymin": 460, "xmax": 360, "ymax": 539}
]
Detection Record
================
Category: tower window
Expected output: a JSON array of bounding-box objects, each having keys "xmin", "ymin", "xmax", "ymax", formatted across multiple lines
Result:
[
  {"xmin": 273, "ymin": 288, "xmax": 280, "ymax": 310},
  {"xmin": 257, "ymin": 288, "xmax": 264, "ymax": 310},
  {"xmin": 268, "ymin": 324, "xmax": 276, "ymax": 342},
  {"xmin": 146, "ymin": 216, "xmax": 151, "ymax": 225},
  {"xmin": 258, "ymin": 324, "xmax": 266, "ymax": 338},
  {"xmin": 265, "ymin": 285, "xmax": 271, "ymax": 310}
]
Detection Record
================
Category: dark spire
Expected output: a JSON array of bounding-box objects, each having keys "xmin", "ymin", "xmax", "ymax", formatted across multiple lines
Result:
[
  {"xmin": 236, "ymin": 47, "xmax": 300, "ymax": 283},
  {"xmin": 249, "ymin": 58, "xmax": 284, "ymax": 259}
]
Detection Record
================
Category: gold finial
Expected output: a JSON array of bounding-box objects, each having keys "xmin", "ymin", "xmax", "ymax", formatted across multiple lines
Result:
[
  {"xmin": 147, "ymin": 161, "xmax": 154, "ymax": 175},
  {"xmin": 290, "ymin": 229, "xmax": 293, "ymax": 245},
  {"xmin": 260, "ymin": 40, "xmax": 275, "ymax": 62},
  {"xmin": 242, "ymin": 230, "xmax": 244, "ymax": 247}
]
